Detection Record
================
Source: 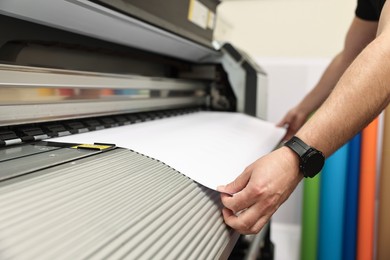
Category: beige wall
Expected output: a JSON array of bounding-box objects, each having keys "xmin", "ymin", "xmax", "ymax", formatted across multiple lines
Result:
[{"xmin": 215, "ymin": 0, "xmax": 356, "ymax": 58}]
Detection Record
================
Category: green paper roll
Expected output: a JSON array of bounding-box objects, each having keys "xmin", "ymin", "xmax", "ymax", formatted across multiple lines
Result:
[{"xmin": 300, "ymin": 174, "xmax": 320, "ymax": 260}]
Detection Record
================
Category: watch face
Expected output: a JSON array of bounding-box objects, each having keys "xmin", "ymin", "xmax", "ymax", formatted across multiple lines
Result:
[{"xmin": 303, "ymin": 150, "xmax": 325, "ymax": 178}]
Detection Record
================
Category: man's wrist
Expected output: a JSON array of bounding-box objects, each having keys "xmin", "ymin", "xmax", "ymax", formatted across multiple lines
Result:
[{"xmin": 279, "ymin": 146, "xmax": 303, "ymax": 181}]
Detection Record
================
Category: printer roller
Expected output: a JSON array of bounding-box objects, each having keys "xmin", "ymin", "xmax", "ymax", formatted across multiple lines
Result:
[{"xmin": 0, "ymin": 143, "xmax": 237, "ymax": 259}]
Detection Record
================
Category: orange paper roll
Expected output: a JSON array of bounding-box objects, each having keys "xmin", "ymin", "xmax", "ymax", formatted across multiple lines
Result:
[
  {"xmin": 377, "ymin": 108, "xmax": 390, "ymax": 260},
  {"xmin": 357, "ymin": 117, "xmax": 379, "ymax": 260}
]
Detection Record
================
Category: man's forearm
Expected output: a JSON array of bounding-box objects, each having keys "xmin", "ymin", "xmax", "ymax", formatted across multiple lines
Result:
[{"xmin": 297, "ymin": 34, "xmax": 390, "ymax": 157}]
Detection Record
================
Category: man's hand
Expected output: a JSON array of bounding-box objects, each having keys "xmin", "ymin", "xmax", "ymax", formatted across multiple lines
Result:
[
  {"xmin": 277, "ymin": 106, "xmax": 309, "ymax": 141},
  {"xmin": 217, "ymin": 147, "xmax": 303, "ymax": 234}
]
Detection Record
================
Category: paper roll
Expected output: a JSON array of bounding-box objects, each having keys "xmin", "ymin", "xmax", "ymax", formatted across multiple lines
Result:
[
  {"xmin": 300, "ymin": 175, "xmax": 320, "ymax": 260},
  {"xmin": 377, "ymin": 109, "xmax": 390, "ymax": 260},
  {"xmin": 357, "ymin": 118, "xmax": 379, "ymax": 260},
  {"xmin": 318, "ymin": 143, "xmax": 349, "ymax": 260},
  {"xmin": 343, "ymin": 134, "xmax": 361, "ymax": 260}
]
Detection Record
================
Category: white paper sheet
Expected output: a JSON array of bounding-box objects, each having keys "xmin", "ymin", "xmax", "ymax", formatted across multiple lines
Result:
[{"xmin": 49, "ymin": 112, "xmax": 286, "ymax": 190}]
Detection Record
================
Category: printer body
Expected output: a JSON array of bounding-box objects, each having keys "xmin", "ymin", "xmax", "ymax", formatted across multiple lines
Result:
[{"xmin": 0, "ymin": 1, "xmax": 270, "ymax": 259}]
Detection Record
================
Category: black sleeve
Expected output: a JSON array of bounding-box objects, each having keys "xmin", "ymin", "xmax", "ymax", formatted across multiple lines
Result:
[{"xmin": 355, "ymin": 0, "xmax": 380, "ymax": 21}]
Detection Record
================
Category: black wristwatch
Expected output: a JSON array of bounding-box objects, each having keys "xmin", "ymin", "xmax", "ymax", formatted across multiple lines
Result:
[{"xmin": 284, "ymin": 136, "xmax": 325, "ymax": 178}]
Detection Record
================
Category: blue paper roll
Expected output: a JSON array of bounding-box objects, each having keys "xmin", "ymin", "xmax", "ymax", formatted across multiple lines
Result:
[
  {"xmin": 318, "ymin": 143, "xmax": 349, "ymax": 260},
  {"xmin": 343, "ymin": 134, "xmax": 361, "ymax": 260}
]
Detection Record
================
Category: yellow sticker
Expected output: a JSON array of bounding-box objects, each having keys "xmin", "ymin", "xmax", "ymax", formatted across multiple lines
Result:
[
  {"xmin": 188, "ymin": 0, "xmax": 208, "ymax": 29},
  {"xmin": 71, "ymin": 144, "xmax": 113, "ymax": 151}
]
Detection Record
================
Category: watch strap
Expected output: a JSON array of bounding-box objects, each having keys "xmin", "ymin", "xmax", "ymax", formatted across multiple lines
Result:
[{"xmin": 284, "ymin": 136, "xmax": 310, "ymax": 158}]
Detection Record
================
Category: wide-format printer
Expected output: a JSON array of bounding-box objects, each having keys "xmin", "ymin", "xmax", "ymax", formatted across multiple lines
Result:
[{"xmin": 0, "ymin": 1, "xmax": 274, "ymax": 259}]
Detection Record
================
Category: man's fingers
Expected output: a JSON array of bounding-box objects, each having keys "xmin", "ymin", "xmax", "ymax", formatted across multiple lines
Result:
[
  {"xmin": 222, "ymin": 202, "xmax": 271, "ymax": 234},
  {"xmin": 219, "ymin": 168, "xmax": 266, "ymax": 213},
  {"xmin": 220, "ymin": 191, "xmax": 253, "ymax": 213},
  {"xmin": 276, "ymin": 120, "xmax": 286, "ymax": 127},
  {"xmin": 221, "ymin": 170, "xmax": 279, "ymax": 213},
  {"xmin": 220, "ymin": 181, "xmax": 263, "ymax": 213}
]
